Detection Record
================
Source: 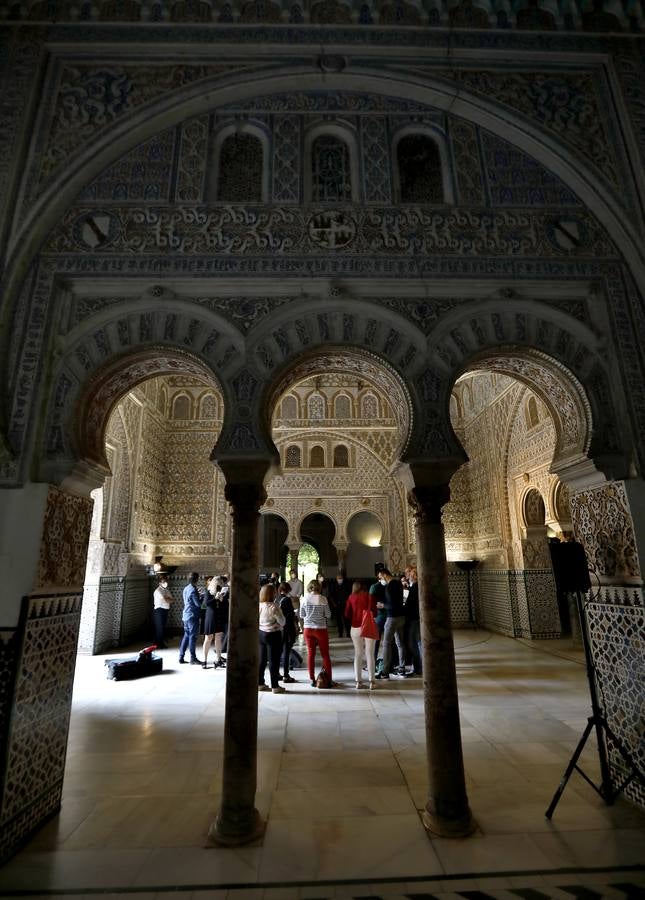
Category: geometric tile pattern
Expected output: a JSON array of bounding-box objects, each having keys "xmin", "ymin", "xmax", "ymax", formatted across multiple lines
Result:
[
  {"xmin": 474, "ymin": 570, "xmax": 515, "ymax": 636},
  {"xmin": 93, "ymin": 576, "xmax": 126, "ymax": 654},
  {"xmin": 586, "ymin": 597, "xmax": 645, "ymax": 810},
  {"xmin": 523, "ymin": 570, "xmax": 561, "ymax": 638},
  {"xmin": 447, "ymin": 570, "xmax": 473, "ymax": 626},
  {"xmin": 0, "ymin": 593, "xmax": 82, "ymax": 864}
]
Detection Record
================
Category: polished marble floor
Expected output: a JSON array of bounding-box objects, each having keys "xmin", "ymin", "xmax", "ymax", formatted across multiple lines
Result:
[{"xmin": 1, "ymin": 630, "xmax": 644, "ymax": 898}]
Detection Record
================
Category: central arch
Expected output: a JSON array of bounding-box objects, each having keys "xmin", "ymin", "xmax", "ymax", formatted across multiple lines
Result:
[{"xmin": 262, "ymin": 345, "xmax": 415, "ymax": 461}]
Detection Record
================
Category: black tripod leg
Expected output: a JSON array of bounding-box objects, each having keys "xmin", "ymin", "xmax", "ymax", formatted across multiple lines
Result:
[{"xmin": 545, "ymin": 717, "xmax": 594, "ymax": 819}]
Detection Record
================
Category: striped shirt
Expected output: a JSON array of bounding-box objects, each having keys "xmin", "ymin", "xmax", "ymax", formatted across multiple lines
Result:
[{"xmin": 299, "ymin": 592, "xmax": 332, "ymax": 629}]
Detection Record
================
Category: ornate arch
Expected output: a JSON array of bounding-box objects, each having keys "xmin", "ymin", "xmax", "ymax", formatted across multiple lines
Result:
[
  {"xmin": 425, "ymin": 299, "xmax": 628, "ymax": 477},
  {"xmin": 47, "ymin": 345, "xmax": 223, "ymax": 486},
  {"xmin": 296, "ymin": 509, "xmax": 338, "ymax": 541},
  {"xmin": 262, "ymin": 345, "xmax": 415, "ymax": 460},
  {"xmin": 42, "ymin": 295, "xmax": 238, "ymax": 477}
]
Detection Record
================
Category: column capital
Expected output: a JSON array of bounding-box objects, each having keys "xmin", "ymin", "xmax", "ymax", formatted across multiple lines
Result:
[
  {"xmin": 407, "ymin": 485, "xmax": 451, "ymax": 525},
  {"xmin": 224, "ymin": 481, "xmax": 267, "ymax": 526}
]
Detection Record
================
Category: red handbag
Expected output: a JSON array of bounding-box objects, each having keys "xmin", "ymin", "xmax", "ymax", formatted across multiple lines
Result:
[{"xmin": 359, "ymin": 607, "xmax": 379, "ymax": 640}]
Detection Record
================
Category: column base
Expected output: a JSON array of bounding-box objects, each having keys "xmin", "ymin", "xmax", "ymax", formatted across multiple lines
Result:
[
  {"xmin": 422, "ymin": 807, "xmax": 477, "ymax": 838},
  {"xmin": 207, "ymin": 808, "xmax": 266, "ymax": 847}
]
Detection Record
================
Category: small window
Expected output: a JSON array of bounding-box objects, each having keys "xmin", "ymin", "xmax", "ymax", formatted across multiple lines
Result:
[
  {"xmin": 285, "ymin": 445, "xmax": 301, "ymax": 468},
  {"xmin": 308, "ymin": 393, "xmax": 325, "ymax": 420},
  {"xmin": 172, "ymin": 395, "xmax": 191, "ymax": 419},
  {"xmin": 333, "ymin": 444, "xmax": 349, "ymax": 467},
  {"xmin": 311, "ymin": 135, "xmax": 352, "ymax": 202},
  {"xmin": 397, "ymin": 134, "xmax": 443, "ymax": 203},
  {"xmin": 217, "ymin": 133, "xmax": 263, "ymax": 202},
  {"xmin": 281, "ymin": 395, "xmax": 298, "ymax": 418},
  {"xmin": 334, "ymin": 394, "xmax": 351, "ymax": 418},
  {"xmin": 524, "ymin": 489, "xmax": 546, "ymax": 527},
  {"xmin": 310, "ymin": 445, "xmax": 325, "ymax": 467},
  {"xmin": 361, "ymin": 393, "xmax": 378, "ymax": 418}
]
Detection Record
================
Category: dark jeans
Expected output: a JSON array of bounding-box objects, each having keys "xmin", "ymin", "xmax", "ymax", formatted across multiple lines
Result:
[
  {"xmin": 334, "ymin": 605, "xmax": 348, "ymax": 637},
  {"xmin": 154, "ymin": 607, "xmax": 169, "ymax": 647},
  {"xmin": 179, "ymin": 615, "xmax": 200, "ymax": 661},
  {"xmin": 259, "ymin": 629, "xmax": 283, "ymax": 688},
  {"xmin": 282, "ymin": 629, "xmax": 296, "ymax": 676},
  {"xmin": 405, "ymin": 619, "xmax": 422, "ymax": 673}
]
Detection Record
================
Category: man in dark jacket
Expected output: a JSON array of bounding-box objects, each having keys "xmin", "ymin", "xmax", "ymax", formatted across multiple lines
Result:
[
  {"xmin": 403, "ymin": 566, "xmax": 422, "ymax": 676},
  {"xmin": 278, "ymin": 582, "xmax": 298, "ymax": 683},
  {"xmin": 375, "ymin": 569, "xmax": 406, "ymax": 679},
  {"xmin": 328, "ymin": 571, "xmax": 352, "ymax": 637},
  {"xmin": 179, "ymin": 571, "xmax": 202, "ymax": 665}
]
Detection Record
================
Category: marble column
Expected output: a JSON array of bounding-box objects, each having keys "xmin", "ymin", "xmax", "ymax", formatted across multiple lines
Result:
[
  {"xmin": 209, "ymin": 475, "xmax": 267, "ymax": 846},
  {"xmin": 409, "ymin": 484, "xmax": 476, "ymax": 838},
  {"xmin": 287, "ymin": 542, "xmax": 302, "ymax": 573},
  {"xmin": 333, "ymin": 541, "xmax": 348, "ymax": 572}
]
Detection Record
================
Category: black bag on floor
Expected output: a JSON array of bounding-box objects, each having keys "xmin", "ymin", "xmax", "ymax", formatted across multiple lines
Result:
[
  {"xmin": 289, "ymin": 647, "xmax": 302, "ymax": 669},
  {"xmin": 105, "ymin": 646, "xmax": 163, "ymax": 681}
]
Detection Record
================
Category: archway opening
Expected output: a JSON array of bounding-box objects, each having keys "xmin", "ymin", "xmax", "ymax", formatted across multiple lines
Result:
[
  {"xmin": 78, "ymin": 362, "xmax": 226, "ymax": 655},
  {"xmin": 299, "ymin": 513, "xmax": 338, "ymax": 577},
  {"xmin": 266, "ymin": 350, "xmax": 413, "ymax": 587},
  {"xmin": 346, "ymin": 510, "xmax": 384, "ymax": 577},
  {"xmin": 445, "ymin": 348, "xmax": 592, "ymax": 640},
  {"xmin": 259, "ymin": 512, "xmax": 289, "ymax": 579}
]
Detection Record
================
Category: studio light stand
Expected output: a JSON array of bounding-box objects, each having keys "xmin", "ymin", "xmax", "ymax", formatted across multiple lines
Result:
[{"xmin": 545, "ymin": 585, "xmax": 645, "ymax": 820}]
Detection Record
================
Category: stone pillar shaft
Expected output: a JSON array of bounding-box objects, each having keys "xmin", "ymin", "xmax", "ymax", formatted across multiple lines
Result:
[
  {"xmin": 211, "ymin": 480, "xmax": 266, "ymax": 845},
  {"xmin": 411, "ymin": 485, "xmax": 475, "ymax": 838}
]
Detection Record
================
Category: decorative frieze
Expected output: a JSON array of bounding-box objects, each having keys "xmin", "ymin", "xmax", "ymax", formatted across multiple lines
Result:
[{"xmin": 45, "ymin": 204, "xmax": 615, "ymax": 259}]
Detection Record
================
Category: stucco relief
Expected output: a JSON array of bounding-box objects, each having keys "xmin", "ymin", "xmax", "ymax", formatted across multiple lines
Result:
[
  {"xmin": 425, "ymin": 68, "xmax": 620, "ymax": 187},
  {"xmin": 570, "ymin": 481, "xmax": 641, "ymax": 582},
  {"xmin": 36, "ymin": 487, "xmax": 94, "ymax": 590},
  {"xmin": 46, "ymin": 204, "xmax": 614, "ymax": 259},
  {"xmin": 74, "ymin": 350, "xmax": 219, "ymax": 465},
  {"xmin": 33, "ymin": 63, "xmax": 243, "ymax": 192}
]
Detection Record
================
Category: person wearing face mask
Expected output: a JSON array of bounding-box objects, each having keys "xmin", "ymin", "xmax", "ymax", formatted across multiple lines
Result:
[
  {"xmin": 329, "ymin": 571, "xmax": 352, "ymax": 637},
  {"xmin": 153, "ymin": 575, "xmax": 174, "ymax": 649}
]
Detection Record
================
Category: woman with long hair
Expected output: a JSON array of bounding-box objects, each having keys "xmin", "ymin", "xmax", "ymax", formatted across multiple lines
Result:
[
  {"xmin": 202, "ymin": 577, "xmax": 228, "ymax": 669},
  {"xmin": 258, "ymin": 583, "xmax": 286, "ymax": 693},
  {"xmin": 344, "ymin": 580, "xmax": 378, "ymax": 689},
  {"xmin": 299, "ymin": 578, "xmax": 333, "ymax": 687}
]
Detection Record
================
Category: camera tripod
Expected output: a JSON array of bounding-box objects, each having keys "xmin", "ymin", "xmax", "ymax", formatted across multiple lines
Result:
[{"xmin": 545, "ymin": 590, "xmax": 645, "ymax": 820}]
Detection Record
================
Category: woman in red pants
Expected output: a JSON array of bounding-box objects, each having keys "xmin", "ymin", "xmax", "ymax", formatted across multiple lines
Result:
[{"xmin": 299, "ymin": 579, "xmax": 333, "ymax": 686}]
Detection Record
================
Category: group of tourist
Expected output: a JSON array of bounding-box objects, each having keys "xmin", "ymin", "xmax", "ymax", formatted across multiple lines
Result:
[
  {"xmin": 153, "ymin": 571, "xmax": 230, "ymax": 667},
  {"xmin": 158, "ymin": 563, "xmax": 422, "ymax": 689},
  {"xmin": 258, "ymin": 564, "xmax": 422, "ymax": 691}
]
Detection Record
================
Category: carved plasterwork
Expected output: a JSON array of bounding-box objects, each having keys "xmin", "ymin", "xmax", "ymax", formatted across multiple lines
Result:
[
  {"xmin": 46, "ymin": 204, "xmax": 614, "ymax": 259},
  {"xmin": 36, "ymin": 487, "xmax": 94, "ymax": 590},
  {"xmin": 570, "ymin": 481, "xmax": 641, "ymax": 582},
  {"xmin": 73, "ymin": 348, "xmax": 221, "ymax": 467},
  {"xmin": 32, "ymin": 62, "xmax": 245, "ymax": 193}
]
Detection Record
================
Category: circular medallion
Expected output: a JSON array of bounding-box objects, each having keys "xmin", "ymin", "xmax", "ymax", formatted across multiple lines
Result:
[{"xmin": 308, "ymin": 210, "xmax": 356, "ymax": 249}]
